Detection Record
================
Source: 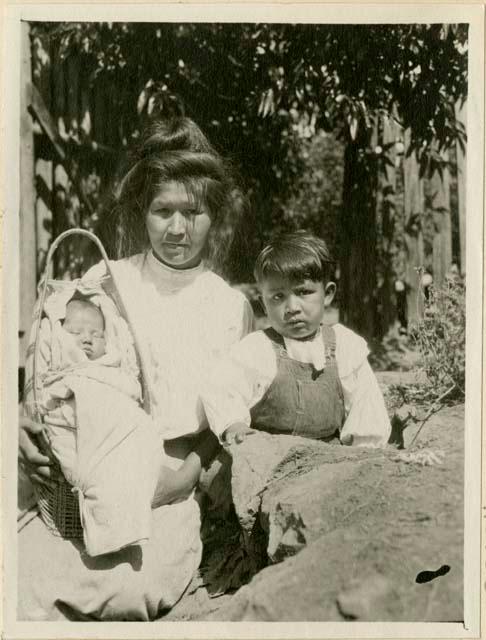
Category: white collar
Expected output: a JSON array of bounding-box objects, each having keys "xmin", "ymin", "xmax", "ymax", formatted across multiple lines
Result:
[
  {"xmin": 283, "ymin": 326, "xmax": 326, "ymax": 370},
  {"xmin": 146, "ymin": 250, "xmax": 206, "ymax": 292}
]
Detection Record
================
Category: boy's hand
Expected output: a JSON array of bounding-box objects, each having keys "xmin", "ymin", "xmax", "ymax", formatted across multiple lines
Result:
[{"xmin": 223, "ymin": 423, "xmax": 255, "ymax": 446}]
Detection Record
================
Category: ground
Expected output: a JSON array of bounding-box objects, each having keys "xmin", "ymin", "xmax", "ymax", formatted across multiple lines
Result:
[{"xmin": 163, "ymin": 371, "xmax": 464, "ymax": 622}]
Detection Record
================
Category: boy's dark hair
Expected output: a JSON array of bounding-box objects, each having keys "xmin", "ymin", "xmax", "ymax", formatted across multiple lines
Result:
[{"xmin": 254, "ymin": 231, "xmax": 335, "ymax": 285}]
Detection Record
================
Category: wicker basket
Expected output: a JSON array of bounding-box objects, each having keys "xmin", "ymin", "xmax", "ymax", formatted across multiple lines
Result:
[
  {"xmin": 26, "ymin": 229, "xmax": 151, "ymax": 540},
  {"xmin": 35, "ymin": 477, "xmax": 83, "ymax": 539}
]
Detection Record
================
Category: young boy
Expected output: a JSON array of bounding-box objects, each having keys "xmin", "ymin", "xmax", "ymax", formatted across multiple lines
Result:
[{"xmin": 202, "ymin": 231, "xmax": 391, "ymax": 447}]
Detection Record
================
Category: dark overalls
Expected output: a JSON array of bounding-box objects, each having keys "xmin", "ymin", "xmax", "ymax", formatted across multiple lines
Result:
[{"xmin": 250, "ymin": 325, "xmax": 346, "ymax": 441}]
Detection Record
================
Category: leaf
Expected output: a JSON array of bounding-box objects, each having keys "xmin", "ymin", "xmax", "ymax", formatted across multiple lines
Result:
[
  {"xmin": 348, "ymin": 115, "xmax": 358, "ymax": 140},
  {"xmin": 259, "ymin": 88, "xmax": 275, "ymax": 118},
  {"xmin": 136, "ymin": 79, "xmax": 154, "ymax": 115},
  {"xmin": 136, "ymin": 89, "xmax": 148, "ymax": 115},
  {"xmin": 147, "ymin": 95, "xmax": 156, "ymax": 116}
]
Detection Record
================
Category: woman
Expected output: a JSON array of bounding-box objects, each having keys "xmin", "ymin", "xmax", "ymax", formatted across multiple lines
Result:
[{"xmin": 17, "ymin": 117, "xmax": 253, "ymax": 621}]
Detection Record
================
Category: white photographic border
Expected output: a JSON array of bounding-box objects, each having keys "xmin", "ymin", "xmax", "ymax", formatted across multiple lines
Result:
[{"xmin": 1, "ymin": 3, "xmax": 484, "ymax": 638}]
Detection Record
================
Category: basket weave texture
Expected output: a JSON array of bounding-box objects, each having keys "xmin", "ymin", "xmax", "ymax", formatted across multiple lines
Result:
[{"xmin": 35, "ymin": 481, "xmax": 83, "ymax": 539}]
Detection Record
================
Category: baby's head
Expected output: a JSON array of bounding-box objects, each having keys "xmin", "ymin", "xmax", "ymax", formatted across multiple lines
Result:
[
  {"xmin": 63, "ymin": 299, "xmax": 106, "ymax": 360},
  {"xmin": 254, "ymin": 231, "xmax": 336, "ymax": 340}
]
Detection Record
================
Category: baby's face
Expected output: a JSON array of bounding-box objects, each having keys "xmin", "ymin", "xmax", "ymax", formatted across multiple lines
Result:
[{"xmin": 63, "ymin": 302, "xmax": 106, "ymax": 360}]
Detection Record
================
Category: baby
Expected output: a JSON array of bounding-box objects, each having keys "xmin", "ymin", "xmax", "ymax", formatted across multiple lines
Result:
[
  {"xmin": 202, "ymin": 231, "xmax": 391, "ymax": 447},
  {"xmin": 41, "ymin": 297, "xmax": 142, "ymax": 443},
  {"xmin": 38, "ymin": 295, "xmax": 161, "ymax": 557}
]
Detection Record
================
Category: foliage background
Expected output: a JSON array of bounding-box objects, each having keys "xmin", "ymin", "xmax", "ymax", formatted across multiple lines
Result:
[{"xmin": 28, "ymin": 21, "xmax": 468, "ymax": 342}]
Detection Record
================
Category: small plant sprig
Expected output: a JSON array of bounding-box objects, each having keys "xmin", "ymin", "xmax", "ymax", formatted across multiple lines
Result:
[
  {"xmin": 403, "ymin": 267, "xmax": 465, "ymax": 447},
  {"xmin": 411, "ymin": 267, "xmax": 465, "ymax": 403}
]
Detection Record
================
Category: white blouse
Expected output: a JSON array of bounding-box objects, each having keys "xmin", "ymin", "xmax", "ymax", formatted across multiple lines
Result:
[
  {"xmin": 85, "ymin": 251, "xmax": 253, "ymax": 440},
  {"xmin": 201, "ymin": 324, "xmax": 391, "ymax": 447}
]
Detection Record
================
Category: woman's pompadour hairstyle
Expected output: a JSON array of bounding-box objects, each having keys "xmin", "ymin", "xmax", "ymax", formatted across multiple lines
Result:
[{"xmin": 102, "ymin": 117, "xmax": 247, "ymax": 276}]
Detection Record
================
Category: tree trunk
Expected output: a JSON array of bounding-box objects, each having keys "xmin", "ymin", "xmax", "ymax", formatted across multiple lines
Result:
[
  {"xmin": 403, "ymin": 129, "xmax": 425, "ymax": 326},
  {"xmin": 339, "ymin": 142, "xmax": 377, "ymax": 341},
  {"xmin": 455, "ymin": 100, "xmax": 467, "ymax": 275}
]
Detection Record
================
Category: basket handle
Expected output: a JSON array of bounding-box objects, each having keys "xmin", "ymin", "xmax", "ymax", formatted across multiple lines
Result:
[
  {"xmin": 32, "ymin": 229, "xmax": 152, "ymax": 418},
  {"xmin": 43, "ymin": 229, "xmax": 111, "ymax": 280}
]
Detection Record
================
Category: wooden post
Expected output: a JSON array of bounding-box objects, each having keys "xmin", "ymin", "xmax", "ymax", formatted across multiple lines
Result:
[
  {"xmin": 455, "ymin": 100, "xmax": 467, "ymax": 275},
  {"xmin": 429, "ymin": 148, "xmax": 452, "ymax": 285},
  {"xmin": 19, "ymin": 22, "xmax": 37, "ymax": 369},
  {"xmin": 375, "ymin": 114, "xmax": 398, "ymax": 337},
  {"xmin": 35, "ymin": 158, "xmax": 53, "ymax": 278},
  {"xmin": 31, "ymin": 28, "xmax": 51, "ymax": 110},
  {"xmin": 403, "ymin": 128, "xmax": 425, "ymax": 326}
]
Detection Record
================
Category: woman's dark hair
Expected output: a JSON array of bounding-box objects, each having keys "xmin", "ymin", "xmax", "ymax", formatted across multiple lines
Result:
[
  {"xmin": 254, "ymin": 230, "xmax": 335, "ymax": 285},
  {"xmin": 135, "ymin": 117, "xmax": 218, "ymax": 156},
  {"xmin": 105, "ymin": 117, "xmax": 246, "ymax": 276}
]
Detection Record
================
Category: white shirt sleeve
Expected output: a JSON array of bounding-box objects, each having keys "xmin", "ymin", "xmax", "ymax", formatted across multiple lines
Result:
[
  {"xmin": 334, "ymin": 324, "xmax": 391, "ymax": 448},
  {"xmin": 239, "ymin": 298, "xmax": 255, "ymax": 340},
  {"xmin": 201, "ymin": 331, "xmax": 276, "ymax": 440}
]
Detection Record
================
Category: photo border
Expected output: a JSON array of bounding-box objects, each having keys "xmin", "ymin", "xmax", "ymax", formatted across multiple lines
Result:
[{"xmin": 1, "ymin": 3, "xmax": 484, "ymax": 638}]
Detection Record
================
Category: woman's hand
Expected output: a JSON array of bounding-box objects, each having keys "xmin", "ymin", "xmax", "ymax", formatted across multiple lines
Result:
[
  {"xmin": 152, "ymin": 430, "xmax": 222, "ymax": 508},
  {"xmin": 223, "ymin": 422, "xmax": 255, "ymax": 446},
  {"xmin": 152, "ymin": 457, "xmax": 201, "ymax": 508},
  {"xmin": 18, "ymin": 415, "xmax": 59, "ymax": 487}
]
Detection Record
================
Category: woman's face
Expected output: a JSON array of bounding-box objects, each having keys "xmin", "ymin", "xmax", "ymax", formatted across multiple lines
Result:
[{"xmin": 145, "ymin": 181, "xmax": 212, "ymax": 269}]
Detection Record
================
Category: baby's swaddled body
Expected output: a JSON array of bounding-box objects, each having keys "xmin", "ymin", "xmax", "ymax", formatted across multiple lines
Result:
[{"xmin": 37, "ymin": 295, "xmax": 162, "ymax": 557}]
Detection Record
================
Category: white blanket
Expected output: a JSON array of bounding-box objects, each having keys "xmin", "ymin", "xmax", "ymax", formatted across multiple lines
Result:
[
  {"xmin": 45, "ymin": 370, "xmax": 162, "ymax": 557},
  {"xmin": 29, "ymin": 283, "xmax": 163, "ymax": 557}
]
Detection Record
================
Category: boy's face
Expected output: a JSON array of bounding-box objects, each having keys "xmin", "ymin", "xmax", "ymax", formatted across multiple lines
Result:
[
  {"xmin": 260, "ymin": 275, "xmax": 336, "ymax": 340},
  {"xmin": 64, "ymin": 302, "xmax": 106, "ymax": 360}
]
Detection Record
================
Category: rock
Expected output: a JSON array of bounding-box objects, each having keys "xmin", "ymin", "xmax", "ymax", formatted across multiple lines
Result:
[
  {"xmin": 228, "ymin": 432, "xmax": 314, "ymax": 534},
  {"xmin": 262, "ymin": 454, "xmax": 384, "ymax": 562},
  {"xmin": 207, "ymin": 405, "xmax": 464, "ymax": 622},
  {"xmin": 229, "ymin": 432, "xmax": 381, "ymax": 561},
  {"xmin": 336, "ymin": 573, "xmax": 398, "ymax": 620}
]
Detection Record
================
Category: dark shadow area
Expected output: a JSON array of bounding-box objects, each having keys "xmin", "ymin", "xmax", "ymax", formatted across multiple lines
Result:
[{"xmin": 415, "ymin": 564, "xmax": 450, "ymax": 584}]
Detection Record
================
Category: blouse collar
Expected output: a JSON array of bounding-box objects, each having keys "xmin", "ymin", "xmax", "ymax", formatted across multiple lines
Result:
[{"xmin": 146, "ymin": 250, "xmax": 206, "ymax": 292}]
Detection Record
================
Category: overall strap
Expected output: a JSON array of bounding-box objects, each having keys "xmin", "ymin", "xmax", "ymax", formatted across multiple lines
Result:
[
  {"xmin": 263, "ymin": 327, "xmax": 286, "ymax": 352},
  {"xmin": 321, "ymin": 324, "xmax": 337, "ymax": 363}
]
